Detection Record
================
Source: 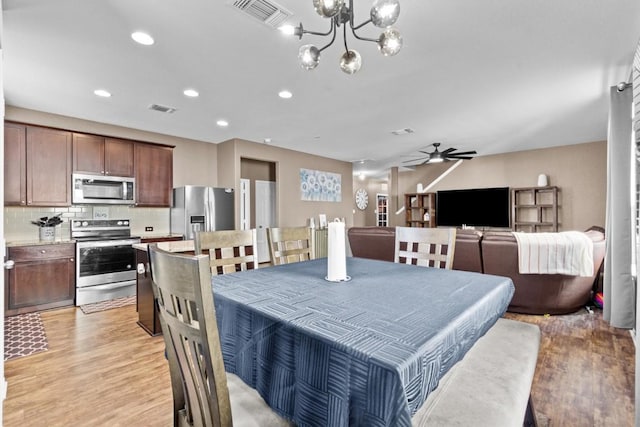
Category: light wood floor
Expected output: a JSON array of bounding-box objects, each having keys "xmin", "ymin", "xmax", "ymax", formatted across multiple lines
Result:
[
  {"xmin": 3, "ymin": 305, "xmax": 635, "ymax": 426},
  {"xmin": 4, "ymin": 306, "xmax": 173, "ymax": 426}
]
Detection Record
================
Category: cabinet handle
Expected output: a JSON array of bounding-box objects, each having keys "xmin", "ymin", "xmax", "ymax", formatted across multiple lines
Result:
[
  {"xmin": 70, "ymin": 258, "xmax": 74, "ymax": 262},
  {"xmin": 41, "ymin": 250, "xmax": 46, "ymax": 254},
  {"xmin": 4, "ymin": 260, "xmax": 14, "ymax": 270}
]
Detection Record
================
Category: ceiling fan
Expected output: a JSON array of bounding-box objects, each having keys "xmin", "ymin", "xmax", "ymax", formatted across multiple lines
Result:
[{"xmin": 402, "ymin": 143, "xmax": 477, "ymax": 165}]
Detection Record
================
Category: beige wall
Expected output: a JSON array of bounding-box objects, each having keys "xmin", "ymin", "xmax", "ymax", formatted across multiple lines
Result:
[
  {"xmin": 9, "ymin": 106, "xmax": 604, "ymax": 233},
  {"xmin": 4, "ymin": 107, "xmax": 218, "ymax": 239},
  {"xmin": 387, "ymin": 141, "xmax": 606, "ymax": 231},
  {"xmin": 353, "ymin": 179, "xmax": 389, "ymax": 226},
  {"xmin": 218, "ymin": 139, "xmax": 354, "ymax": 228},
  {"xmin": 5, "ymin": 107, "xmax": 355, "ymax": 237}
]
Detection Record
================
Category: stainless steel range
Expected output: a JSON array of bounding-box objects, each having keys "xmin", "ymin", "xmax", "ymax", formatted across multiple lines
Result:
[{"xmin": 72, "ymin": 219, "xmax": 140, "ymax": 306}]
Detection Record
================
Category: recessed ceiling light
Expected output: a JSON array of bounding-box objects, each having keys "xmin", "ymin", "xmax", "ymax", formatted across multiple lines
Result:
[
  {"xmin": 131, "ymin": 31, "xmax": 154, "ymax": 46},
  {"xmin": 216, "ymin": 119, "xmax": 229, "ymax": 127},
  {"xmin": 94, "ymin": 89, "xmax": 111, "ymax": 98},
  {"xmin": 183, "ymin": 89, "xmax": 199, "ymax": 98},
  {"xmin": 278, "ymin": 90, "xmax": 293, "ymax": 99}
]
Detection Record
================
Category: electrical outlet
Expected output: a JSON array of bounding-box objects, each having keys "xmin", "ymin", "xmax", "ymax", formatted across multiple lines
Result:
[{"xmin": 145, "ymin": 226, "xmax": 154, "ymax": 232}]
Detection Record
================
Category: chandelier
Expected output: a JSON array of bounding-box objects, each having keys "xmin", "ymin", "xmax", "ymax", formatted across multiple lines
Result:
[{"xmin": 279, "ymin": 0, "xmax": 402, "ymax": 75}]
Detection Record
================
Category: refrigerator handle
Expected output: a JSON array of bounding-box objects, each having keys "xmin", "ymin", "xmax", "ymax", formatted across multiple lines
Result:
[{"xmin": 204, "ymin": 187, "xmax": 216, "ymax": 232}]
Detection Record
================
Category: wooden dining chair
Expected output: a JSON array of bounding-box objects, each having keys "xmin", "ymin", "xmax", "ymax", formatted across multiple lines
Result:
[
  {"xmin": 394, "ymin": 226, "xmax": 457, "ymax": 269},
  {"xmin": 147, "ymin": 244, "xmax": 291, "ymax": 427},
  {"xmin": 194, "ymin": 229, "xmax": 258, "ymax": 275},
  {"xmin": 266, "ymin": 227, "xmax": 314, "ymax": 265}
]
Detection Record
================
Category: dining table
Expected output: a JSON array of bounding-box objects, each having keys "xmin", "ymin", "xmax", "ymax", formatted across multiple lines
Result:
[{"xmin": 212, "ymin": 257, "xmax": 514, "ymax": 427}]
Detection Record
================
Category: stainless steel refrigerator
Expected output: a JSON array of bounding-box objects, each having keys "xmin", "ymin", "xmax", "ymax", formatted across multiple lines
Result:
[{"xmin": 170, "ymin": 186, "xmax": 235, "ymax": 239}]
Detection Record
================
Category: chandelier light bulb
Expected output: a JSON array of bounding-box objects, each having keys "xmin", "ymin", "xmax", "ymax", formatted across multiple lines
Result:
[
  {"xmin": 278, "ymin": 24, "xmax": 296, "ymax": 35},
  {"xmin": 378, "ymin": 28, "xmax": 403, "ymax": 56},
  {"xmin": 370, "ymin": 0, "xmax": 400, "ymax": 28},
  {"xmin": 339, "ymin": 49, "xmax": 362, "ymax": 75},
  {"xmin": 313, "ymin": 0, "xmax": 345, "ymax": 18},
  {"xmin": 299, "ymin": 44, "xmax": 321, "ymax": 70}
]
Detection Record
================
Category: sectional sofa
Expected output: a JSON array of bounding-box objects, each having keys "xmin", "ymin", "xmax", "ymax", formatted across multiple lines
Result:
[{"xmin": 347, "ymin": 226, "xmax": 605, "ymax": 315}]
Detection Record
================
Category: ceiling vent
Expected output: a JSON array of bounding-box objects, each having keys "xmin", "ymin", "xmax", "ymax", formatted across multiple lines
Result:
[
  {"xmin": 391, "ymin": 128, "xmax": 415, "ymax": 136},
  {"xmin": 229, "ymin": 0, "xmax": 293, "ymax": 28},
  {"xmin": 148, "ymin": 104, "xmax": 177, "ymax": 114}
]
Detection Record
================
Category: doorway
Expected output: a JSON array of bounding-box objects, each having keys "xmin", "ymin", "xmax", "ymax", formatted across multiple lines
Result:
[
  {"xmin": 240, "ymin": 158, "xmax": 277, "ymax": 263},
  {"xmin": 255, "ymin": 180, "xmax": 277, "ymax": 263}
]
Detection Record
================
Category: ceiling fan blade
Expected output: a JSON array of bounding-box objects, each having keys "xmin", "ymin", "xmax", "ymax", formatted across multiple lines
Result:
[
  {"xmin": 448, "ymin": 150, "xmax": 477, "ymax": 156},
  {"xmin": 447, "ymin": 156, "xmax": 475, "ymax": 160},
  {"xmin": 441, "ymin": 148, "xmax": 456, "ymax": 154},
  {"xmin": 402, "ymin": 157, "xmax": 429, "ymax": 164}
]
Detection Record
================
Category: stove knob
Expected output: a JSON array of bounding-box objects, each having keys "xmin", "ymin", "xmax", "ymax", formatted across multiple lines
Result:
[
  {"xmin": 117, "ymin": 221, "xmax": 123, "ymax": 226},
  {"xmin": 82, "ymin": 221, "xmax": 89, "ymax": 227},
  {"xmin": 123, "ymin": 221, "xmax": 129, "ymax": 226},
  {"xmin": 73, "ymin": 221, "xmax": 82, "ymax": 227}
]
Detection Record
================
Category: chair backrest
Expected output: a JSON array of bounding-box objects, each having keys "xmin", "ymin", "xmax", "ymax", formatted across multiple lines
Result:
[
  {"xmin": 148, "ymin": 244, "xmax": 232, "ymax": 427},
  {"xmin": 194, "ymin": 229, "xmax": 259, "ymax": 275},
  {"xmin": 267, "ymin": 227, "xmax": 313, "ymax": 265},
  {"xmin": 394, "ymin": 226, "xmax": 457, "ymax": 269}
]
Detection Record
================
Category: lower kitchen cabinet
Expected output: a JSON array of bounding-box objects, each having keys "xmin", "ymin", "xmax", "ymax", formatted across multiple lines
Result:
[
  {"xmin": 5, "ymin": 243, "xmax": 75, "ymax": 316},
  {"xmin": 136, "ymin": 236, "xmax": 183, "ymax": 336},
  {"xmin": 135, "ymin": 247, "xmax": 161, "ymax": 336}
]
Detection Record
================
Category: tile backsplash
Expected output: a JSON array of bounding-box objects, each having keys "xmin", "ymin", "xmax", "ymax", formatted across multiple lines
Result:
[{"xmin": 4, "ymin": 206, "xmax": 171, "ymax": 242}]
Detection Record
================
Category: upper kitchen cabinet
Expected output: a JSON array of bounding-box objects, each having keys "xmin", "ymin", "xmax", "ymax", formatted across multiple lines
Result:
[
  {"xmin": 135, "ymin": 142, "xmax": 173, "ymax": 207},
  {"xmin": 73, "ymin": 133, "xmax": 134, "ymax": 177},
  {"xmin": 5, "ymin": 123, "xmax": 27, "ymax": 205},
  {"xmin": 4, "ymin": 123, "xmax": 72, "ymax": 206}
]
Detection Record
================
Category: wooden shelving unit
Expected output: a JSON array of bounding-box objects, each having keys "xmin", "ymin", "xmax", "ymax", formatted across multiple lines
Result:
[
  {"xmin": 405, "ymin": 192, "xmax": 436, "ymax": 227},
  {"xmin": 512, "ymin": 186, "xmax": 559, "ymax": 232}
]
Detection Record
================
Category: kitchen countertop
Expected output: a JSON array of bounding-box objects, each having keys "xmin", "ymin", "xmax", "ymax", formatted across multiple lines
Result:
[
  {"xmin": 133, "ymin": 240, "xmax": 195, "ymax": 253},
  {"xmin": 138, "ymin": 233, "xmax": 184, "ymax": 241},
  {"xmin": 6, "ymin": 239, "xmax": 76, "ymax": 247}
]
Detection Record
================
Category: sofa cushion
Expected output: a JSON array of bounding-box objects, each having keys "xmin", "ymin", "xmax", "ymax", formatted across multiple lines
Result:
[
  {"xmin": 347, "ymin": 226, "xmax": 395, "ymax": 262},
  {"xmin": 451, "ymin": 229, "xmax": 483, "ymax": 273}
]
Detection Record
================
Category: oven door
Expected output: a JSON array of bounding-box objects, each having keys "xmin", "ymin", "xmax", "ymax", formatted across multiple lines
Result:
[{"xmin": 76, "ymin": 238, "xmax": 140, "ymax": 288}]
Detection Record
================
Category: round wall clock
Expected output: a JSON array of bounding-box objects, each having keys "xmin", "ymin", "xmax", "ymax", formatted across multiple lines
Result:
[{"xmin": 355, "ymin": 188, "xmax": 369, "ymax": 210}]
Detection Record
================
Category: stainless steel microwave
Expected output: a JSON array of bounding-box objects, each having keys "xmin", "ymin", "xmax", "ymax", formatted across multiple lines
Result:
[{"xmin": 72, "ymin": 173, "xmax": 135, "ymax": 205}]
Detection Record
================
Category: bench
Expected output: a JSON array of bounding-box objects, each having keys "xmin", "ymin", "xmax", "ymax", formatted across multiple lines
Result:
[{"xmin": 413, "ymin": 318, "xmax": 541, "ymax": 427}]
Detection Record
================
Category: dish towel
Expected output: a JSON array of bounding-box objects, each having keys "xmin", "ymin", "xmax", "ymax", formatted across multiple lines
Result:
[{"xmin": 513, "ymin": 231, "xmax": 593, "ymax": 276}]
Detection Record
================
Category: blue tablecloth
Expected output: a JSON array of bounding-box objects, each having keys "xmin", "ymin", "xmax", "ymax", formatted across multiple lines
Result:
[{"xmin": 213, "ymin": 257, "xmax": 514, "ymax": 427}]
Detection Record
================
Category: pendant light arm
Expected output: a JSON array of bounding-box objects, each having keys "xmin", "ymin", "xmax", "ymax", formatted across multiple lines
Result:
[
  {"xmin": 318, "ymin": 23, "xmax": 338, "ymax": 53},
  {"xmin": 351, "ymin": 18, "xmax": 372, "ymax": 31},
  {"xmin": 350, "ymin": 24, "xmax": 380, "ymax": 43},
  {"xmin": 343, "ymin": 21, "xmax": 349, "ymax": 52},
  {"xmin": 297, "ymin": 20, "xmax": 334, "ymax": 38},
  {"xmin": 347, "ymin": 0, "xmax": 372, "ymax": 31}
]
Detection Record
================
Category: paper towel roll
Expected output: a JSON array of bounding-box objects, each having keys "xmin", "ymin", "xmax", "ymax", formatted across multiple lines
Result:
[{"xmin": 327, "ymin": 221, "xmax": 348, "ymax": 281}]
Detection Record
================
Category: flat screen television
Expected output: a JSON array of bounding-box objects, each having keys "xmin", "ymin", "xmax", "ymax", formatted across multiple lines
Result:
[{"xmin": 436, "ymin": 187, "xmax": 510, "ymax": 228}]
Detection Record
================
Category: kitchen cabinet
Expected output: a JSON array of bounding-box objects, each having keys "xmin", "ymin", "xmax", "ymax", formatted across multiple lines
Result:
[
  {"xmin": 4, "ymin": 123, "xmax": 27, "ymax": 205},
  {"xmin": 73, "ymin": 133, "xmax": 134, "ymax": 177},
  {"xmin": 5, "ymin": 123, "xmax": 73, "ymax": 206},
  {"xmin": 5, "ymin": 243, "xmax": 76, "ymax": 316},
  {"xmin": 135, "ymin": 236, "xmax": 183, "ymax": 336},
  {"xmin": 135, "ymin": 142, "xmax": 174, "ymax": 207}
]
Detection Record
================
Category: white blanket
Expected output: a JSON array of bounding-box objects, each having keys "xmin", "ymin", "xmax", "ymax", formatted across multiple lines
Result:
[{"xmin": 513, "ymin": 231, "xmax": 594, "ymax": 277}]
